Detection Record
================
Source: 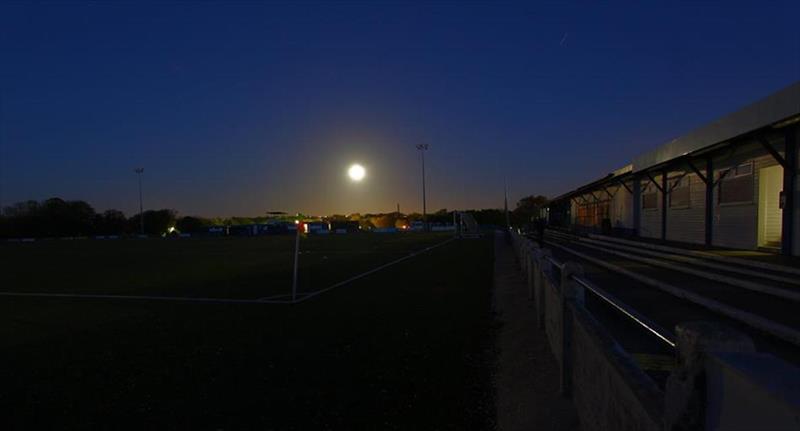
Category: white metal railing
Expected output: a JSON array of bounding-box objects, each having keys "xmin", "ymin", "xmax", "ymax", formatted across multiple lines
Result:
[
  {"xmin": 571, "ymin": 275, "xmax": 676, "ymax": 348},
  {"xmin": 510, "ymin": 228, "xmax": 674, "ymax": 349},
  {"xmin": 545, "ymin": 255, "xmax": 565, "ymax": 270}
]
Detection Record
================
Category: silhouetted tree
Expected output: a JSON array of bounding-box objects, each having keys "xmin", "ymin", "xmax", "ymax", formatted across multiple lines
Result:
[
  {"xmin": 224, "ymin": 217, "xmax": 254, "ymax": 226},
  {"xmin": 95, "ymin": 209, "xmax": 128, "ymax": 235},
  {"xmin": 406, "ymin": 212, "xmax": 423, "ymax": 222},
  {"xmin": 176, "ymin": 216, "xmax": 212, "ymax": 233},
  {"xmin": 2, "ymin": 200, "xmax": 40, "ymax": 237},
  {"xmin": 427, "ymin": 209, "xmax": 452, "ymax": 224},
  {"xmin": 512, "ymin": 195, "xmax": 548, "ymax": 225},
  {"xmin": 129, "ymin": 209, "xmax": 177, "ymax": 235},
  {"xmin": 0, "ymin": 198, "xmax": 99, "ymax": 237},
  {"xmin": 468, "ymin": 208, "xmax": 505, "ymax": 226}
]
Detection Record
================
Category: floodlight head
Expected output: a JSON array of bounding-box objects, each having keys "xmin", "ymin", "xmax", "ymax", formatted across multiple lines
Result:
[
  {"xmin": 135, "ymin": 168, "xmax": 144, "ymax": 174},
  {"xmin": 416, "ymin": 144, "xmax": 429, "ymax": 151}
]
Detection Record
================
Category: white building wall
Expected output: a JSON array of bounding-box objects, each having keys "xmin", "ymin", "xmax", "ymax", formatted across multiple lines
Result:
[
  {"xmin": 610, "ymin": 184, "xmax": 634, "ymax": 230},
  {"xmin": 639, "ymin": 177, "xmax": 662, "ymax": 239},
  {"xmin": 712, "ymin": 144, "xmax": 780, "ymax": 250},
  {"xmin": 666, "ymin": 173, "xmax": 706, "ymax": 245}
]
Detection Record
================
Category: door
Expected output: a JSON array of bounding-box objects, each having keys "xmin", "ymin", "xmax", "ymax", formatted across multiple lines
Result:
[{"xmin": 758, "ymin": 165, "xmax": 783, "ymax": 248}]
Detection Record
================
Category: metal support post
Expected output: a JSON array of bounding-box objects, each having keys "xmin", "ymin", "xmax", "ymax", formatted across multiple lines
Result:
[
  {"xmin": 632, "ymin": 175, "xmax": 641, "ymax": 236},
  {"xmin": 705, "ymin": 158, "xmax": 714, "ymax": 246},
  {"xmin": 661, "ymin": 170, "xmax": 668, "ymax": 240},
  {"xmin": 782, "ymin": 126, "xmax": 797, "ymax": 255}
]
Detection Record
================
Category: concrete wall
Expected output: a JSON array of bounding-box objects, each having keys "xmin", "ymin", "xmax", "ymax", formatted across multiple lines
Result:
[
  {"xmin": 569, "ymin": 304, "xmax": 663, "ymax": 431},
  {"xmin": 543, "ymin": 272, "xmax": 563, "ymax": 363},
  {"xmin": 706, "ymin": 352, "xmax": 800, "ymax": 431},
  {"xmin": 510, "ymin": 231, "xmax": 800, "ymax": 431},
  {"xmin": 527, "ymin": 235, "xmax": 663, "ymax": 431}
]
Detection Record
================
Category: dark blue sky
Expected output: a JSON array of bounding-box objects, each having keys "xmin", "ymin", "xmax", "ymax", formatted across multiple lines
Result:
[{"xmin": 1, "ymin": 1, "xmax": 798, "ymax": 217}]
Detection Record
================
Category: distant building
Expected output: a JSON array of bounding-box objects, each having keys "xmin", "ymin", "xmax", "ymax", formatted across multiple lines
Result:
[
  {"xmin": 306, "ymin": 221, "xmax": 329, "ymax": 234},
  {"xmin": 329, "ymin": 220, "xmax": 360, "ymax": 233},
  {"xmin": 264, "ymin": 221, "xmax": 295, "ymax": 235},
  {"xmin": 207, "ymin": 226, "xmax": 227, "ymax": 236},
  {"xmin": 409, "ymin": 221, "xmax": 425, "ymax": 231}
]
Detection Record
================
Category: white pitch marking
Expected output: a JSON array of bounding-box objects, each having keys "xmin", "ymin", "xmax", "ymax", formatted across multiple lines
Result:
[
  {"xmin": 291, "ymin": 237, "xmax": 458, "ymax": 304},
  {"xmin": 0, "ymin": 237, "xmax": 458, "ymax": 306},
  {"xmin": 0, "ymin": 291, "xmax": 292, "ymax": 305}
]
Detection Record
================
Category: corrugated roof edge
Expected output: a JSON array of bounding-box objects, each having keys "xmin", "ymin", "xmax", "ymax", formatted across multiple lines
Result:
[
  {"xmin": 631, "ymin": 81, "xmax": 800, "ymax": 172},
  {"xmin": 549, "ymin": 165, "xmax": 633, "ymax": 202}
]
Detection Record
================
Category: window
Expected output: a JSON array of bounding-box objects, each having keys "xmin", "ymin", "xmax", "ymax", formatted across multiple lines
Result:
[
  {"xmin": 669, "ymin": 175, "xmax": 690, "ymax": 208},
  {"xmin": 734, "ymin": 162, "xmax": 752, "ymax": 177},
  {"xmin": 719, "ymin": 163, "xmax": 754, "ymax": 204},
  {"xmin": 576, "ymin": 200, "xmax": 609, "ymax": 227}
]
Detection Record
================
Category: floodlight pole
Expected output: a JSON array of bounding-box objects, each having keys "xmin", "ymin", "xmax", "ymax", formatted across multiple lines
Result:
[
  {"xmin": 504, "ymin": 178, "xmax": 510, "ymax": 230},
  {"xmin": 416, "ymin": 144, "xmax": 429, "ymax": 231},
  {"xmin": 135, "ymin": 168, "xmax": 144, "ymax": 235}
]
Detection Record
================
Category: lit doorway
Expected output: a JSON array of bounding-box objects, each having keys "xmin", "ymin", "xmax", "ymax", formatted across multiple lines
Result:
[{"xmin": 758, "ymin": 165, "xmax": 783, "ymax": 249}]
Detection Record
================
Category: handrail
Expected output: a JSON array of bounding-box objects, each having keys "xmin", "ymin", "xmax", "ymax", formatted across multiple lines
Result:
[
  {"xmin": 519, "ymin": 230, "xmax": 677, "ymax": 349},
  {"xmin": 572, "ymin": 275, "xmax": 676, "ymax": 349},
  {"xmin": 545, "ymin": 255, "xmax": 565, "ymax": 270}
]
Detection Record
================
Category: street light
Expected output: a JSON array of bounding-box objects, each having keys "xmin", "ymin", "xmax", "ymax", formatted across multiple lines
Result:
[
  {"xmin": 134, "ymin": 168, "xmax": 144, "ymax": 235},
  {"xmin": 416, "ymin": 144, "xmax": 429, "ymax": 232}
]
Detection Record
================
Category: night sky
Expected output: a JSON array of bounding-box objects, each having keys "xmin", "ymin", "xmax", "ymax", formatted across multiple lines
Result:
[{"xmin": 1, "ymin": 1, "xmax": 798, "ymax": 217}]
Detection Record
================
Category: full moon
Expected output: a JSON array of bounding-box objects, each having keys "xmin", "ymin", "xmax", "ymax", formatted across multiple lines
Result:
[{"xmin": 348, "ymin": 164, "xmax": 366, "ymax": 181}]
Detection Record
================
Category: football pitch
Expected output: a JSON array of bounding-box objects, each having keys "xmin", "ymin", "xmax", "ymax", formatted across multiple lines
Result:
[
  {"xmin": 0, "ymin": 233, "xmax": 497, "ymax": 429},
  {"xmin": 0, "ymin": 232, "xmax": 454, "ymax": 301}
]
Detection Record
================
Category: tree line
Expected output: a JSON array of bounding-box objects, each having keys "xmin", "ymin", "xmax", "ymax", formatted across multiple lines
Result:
[
  {"xmin": 0, "ymin": 198, "xmax": 178, "ymax": 238},
  {"xmin": 0, "ymin": 195, "xmax": 549, "ymax": 238}
]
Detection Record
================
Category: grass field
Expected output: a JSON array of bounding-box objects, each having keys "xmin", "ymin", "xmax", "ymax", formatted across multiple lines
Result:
[
  {"xmin": 0, "ymin": 232, "xmax": 452, "ymax": 299},
  {"xmin": 0, "ymin": 233, "xmax": 497, "ymax": 429}
]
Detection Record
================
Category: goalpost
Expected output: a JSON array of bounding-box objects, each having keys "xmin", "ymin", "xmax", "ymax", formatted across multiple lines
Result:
[
  {"xmin": 285, "ymin": 219, "xmax": 463, "ymax": 304},
  {"xmin": 457, "ymin": 211, "xmax": 481, "ymax": 238}
]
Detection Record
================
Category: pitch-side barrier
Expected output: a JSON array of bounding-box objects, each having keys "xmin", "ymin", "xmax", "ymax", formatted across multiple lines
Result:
[{"xmin": 509, "ymin": 228, "xmax": 800, "ymax": 431}]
